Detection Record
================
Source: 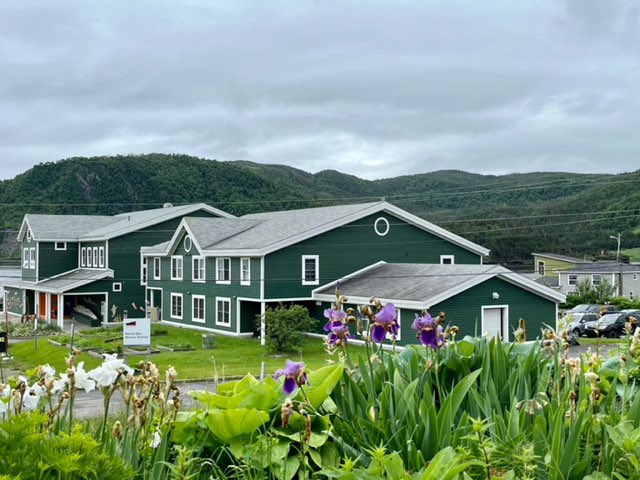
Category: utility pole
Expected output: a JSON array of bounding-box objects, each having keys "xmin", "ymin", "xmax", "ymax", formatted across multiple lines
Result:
[{"xmin": 610, "ymin": 233, "xmax": 622, "ymax": 297}]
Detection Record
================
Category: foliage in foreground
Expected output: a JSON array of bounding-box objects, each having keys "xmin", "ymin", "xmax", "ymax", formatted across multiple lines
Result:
[{"xmin": 3, "ymin": 297, "xmax": 640, "ymax": 479}]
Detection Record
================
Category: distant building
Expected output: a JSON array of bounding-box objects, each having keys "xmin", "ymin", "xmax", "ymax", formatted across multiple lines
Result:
[
  {"xmin": 532, "ymin": 253, "xmax": 592, "ymax": 277},
  {"xmin": 557, "ymin": 261, "xmax": 640, "ymax": 299}
]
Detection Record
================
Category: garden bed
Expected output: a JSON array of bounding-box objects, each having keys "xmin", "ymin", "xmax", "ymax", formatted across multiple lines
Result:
[{"xmin": 155, "ymin": 343, "xmax": 196, "ymax": 352}]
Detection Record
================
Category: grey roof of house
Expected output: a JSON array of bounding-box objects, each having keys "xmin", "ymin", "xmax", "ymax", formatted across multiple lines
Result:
[
  {"xmin": 156, "ymin": 201, "xmax": 488, "ymax": 255},
  {"xmin": 314, "ymin": 262, "xmax": 565, "ymax": 304},
  {"xmin": 532, "ymin": 253, "xmax": 592, "ymax": 264},
  {"xmin": 522, "ymin": 273, "xmax": 560, "ymax": 288},
  {"xmin": 3, "ymin": 268, "xmax": 113, "ymax": 294},
  {"xmin": 20, "ymin": 203, "xmax": 232, "ymax": 242},
  {"xmin": 561, "ymin": 261, "xmax": 640, "ymax": 274},
  {"xmin": 24, "ymin": 215, "xmax": 120, "ymax": 241}
]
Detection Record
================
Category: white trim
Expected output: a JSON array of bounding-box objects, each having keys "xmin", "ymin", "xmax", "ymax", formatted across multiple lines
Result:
[
  {"xmin": 105, "ymin": 240, "xmax": 109, "ymax": 269},
  {"xmin": 183, "ymin": 235, "xmax": 192, "ymax": 253},
  {"xmin": 215, "ymin": 296, "xmax": 231, "ymax": 326},
  {"xmin": 440, "ymin": 255, "xmax": 455, "ymax": 265},
  {"xmin": 216, "ymin": 257, "xmax": 231, "ymax": 284},
  {"xmin": 311, "ymin": 260, "xmax": 387, "ymax": 297},
  {"xmin": 23, "ymin": 248, "xmax": 28, "ymax": 268},
  {"xmin": 260, "ymin": 257, "xmax": 265, "ymax": 301},
  {"xmin": 302, "ymin": 255, "xmax": 319, "ymax": 285},
  {"xmin": 240, "ymin": 257, "xmax": 251, "ymax": 286},
  {"xmin": 481, "ymin": 305, "xmax": 509, "ymax": 341},
  {"xmin": 99, "ymin": 246, "xmax": 105, "ymax": 268},
  {"xmin": 192, "ymin": 256, "xmax": 206, "ymax": 283},
  {"xmin": 568, "ymin": 274, "xmax": 578, "ymax": 286},
  {"xmin": 171, "ymin": 256, "xmax": 183, "ymax": 281},
  {"xmin": 192, "ymin": 294, "xmax": 206, "ymax": 324},
  {"xmin": 160, "ymin": 319, "xmax": 253, "ymax": 338},
  {"xmin": 80, "ymin": 247, "xmax": 87, "ymax": 267},
  {"xmin": 164, "ymin": 222, "xmax": 207, "ymax": 257},
  {"xmin": 170, "ymin": 293, "xmax": 183, "ymax": 320},
  {"xmin": 153, "ymin": 257, "xmax": 161, "ymax": 280},
  {"xmin": 54, "ymin": 242, "xmax": 67, "ymax": 251},
  {"xmin": 537, "ymin": 260, "xmax": 545, "ymax": 276},
  {"xmin": 236, "ymin": 297, "xmax": 241, "ymax": 335},
  {"xmin": 140, "ymin": 254, "xmax": 147, "ymax": 286},
  {"xmin": 36, "ymin": 244, "xmax": 39, "ymax": 278},
  {"xmin": 112, "ymin": 282, "xmax": 122, "ymax": 292},
  {"xmin": 92, "ymin": 247, "xmax": 98, "ymax": 268},
  {"xmin": 374, "ymin": 217, "xmax": 390, "ymax": 236},
  {"xmin": 29, "ymin": 247, "xmax": 36, "ymax": 269}
]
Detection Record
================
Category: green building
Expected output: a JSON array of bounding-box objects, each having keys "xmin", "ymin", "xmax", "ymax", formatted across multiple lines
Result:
[
  {"xmin": 143, "ymin": 201, "xmax": 502, "ymax": 342},
  {"xmin": 3, "ymin": 204, "xmax": 232, "ymax": 328}
]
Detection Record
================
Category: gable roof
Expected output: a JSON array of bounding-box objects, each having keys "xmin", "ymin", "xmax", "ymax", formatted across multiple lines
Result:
[
  {"xmin": 532, "ymin": 253, "xmax": 592, "ymax": 264},
  {"xmin": 18, "ymin": 203, "xmax": 234, "ymax": 242},
  {"xmin": 559, "ymin": 261, "xmax": 640, "ymax": 274},
  {"xmin": 151, "ymin": 201, "xmax": 490, "ymax": 257},
  {"xmin": 313, "ymin": 262, "xmax": 565, "ymax": 308},
  {"xmin": 3, "ymin": 268, "xmax": 114, "ymax": 294}
]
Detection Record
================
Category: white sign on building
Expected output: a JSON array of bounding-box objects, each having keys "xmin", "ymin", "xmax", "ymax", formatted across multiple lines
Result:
[{"xmin": 123, "ymin": 318, "xmax": 151, "ymax": 346}]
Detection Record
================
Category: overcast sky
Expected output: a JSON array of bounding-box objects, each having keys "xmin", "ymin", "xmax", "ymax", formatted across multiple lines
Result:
[{"xmin": 1, "ymin": 1, "xmax": 639, "ymax": 181}]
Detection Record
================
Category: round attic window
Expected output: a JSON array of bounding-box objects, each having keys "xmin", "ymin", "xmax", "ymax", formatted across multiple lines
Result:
[
  {"xmin": 183, "ymin": 235, "xmax": 192, "ymax": 253},
  {"xmin": 374, "ymin": 217, "xmax": 390, "ymax": 236}
]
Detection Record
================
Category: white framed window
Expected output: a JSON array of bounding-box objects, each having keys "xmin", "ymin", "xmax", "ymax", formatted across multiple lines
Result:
[
  {"xmin": 153, "ymin": 257, "xmax": 161, "ymax": 280},
  {"xmin": 26, "ymin": 229, "xmax": 32, "ymax": 242},
  {"xmin": 99, "ymin": 247, "xmax": 105, "ymax": 268},
  {"xmin": 29, "ymin": 248, "xmax": 36, "ymax": 269},
  {"xmin": 112, "ymin": 282, "xmax": 122, "ymax": 292},
  {"xmin": 592, "ymin": 274, "xmax": 602, "ymax": 286},
  {"xmin": 192, "ymin": 295, "xmax": 206, "ymax": 324},
  {"xmin": 630, "ymin": 291, "xmax": 635, "ymax": 300},
  {"xmin": 568, "ymin": 274, "xmax": 578, "ymax": 286},
  {"xmin": 193, "ymin": 256, "xmax": 205, "ymax": 282},
  {"xmin": 240, "ymin": 257, "xmax": 251, "ymax": 286},
  {"xmin": 634, "ymin": 274, "xmax": 638, "ymax": 281},
  {"xmin": 171, "ymin": 256, "xmax": 183, "ymax": 280},
  {"xmin": 55, "ymin": 242, "xmax": 67, "ymax": 251},
  {"xmin": 302, "ymin": 255, "xmax": 319, "ymax": 285},
  {"xmin": 81, "ymin": 247, "xmax": 87, "ymax": 267},
  {"xmin": 92, "ymin": 247, "xmax": 98, "ymax": 267},
  {"xmin": 141, "ymin": 256, "xmax": 147, "ymax": 284},
  {"xmin": 183, "ymin": 235, "xmax": 192, "ymax": 253},
  {"xmin": 171, "ymin": 293, "xmax": 183, "ymax": 319},
  {"xmin": 440, "ymin": 255, "xmax": 455, "ymax": 265},
  {"xmin": 216, "ymin": 297, "xmax": 231, "ymax": 326},
  {"xmin": 537, "ymin": 261, "xmax": 545, "ymax": 275},
  {"xmin": 23, "ymin": 248, "xmax": 28, "ymax": 268},
  {"xmin": 374, "ymin": 217, "xmax": 390, "ymax": 236},
  {"xmin": 216, "ymin": 258, "xmax": 231, "ymax": 284}
]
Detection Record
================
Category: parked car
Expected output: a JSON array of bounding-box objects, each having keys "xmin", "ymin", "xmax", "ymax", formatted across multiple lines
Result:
[
  {"xmin": 583, "ymin": 312, "xmax": 638, "ymax": 338},
  {"xmin": 565, "ymin": 313, "xmax": 600, "ymax": 337},
  {"xmin": 569, "ymin": 304, "xmax": 618, "ymax": 315}
]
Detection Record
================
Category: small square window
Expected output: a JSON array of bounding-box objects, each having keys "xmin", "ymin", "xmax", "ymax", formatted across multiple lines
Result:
[
  {"xmin": 55, "ymin": 242, "xmax": 67, "ymax": 251},
  {"xmin": 440, "ymin": 255, "xmax": 455, "ymax": 265},
  {"xmin": 112, "ymin": 282, "xmax": 122, "ymax": 292}
]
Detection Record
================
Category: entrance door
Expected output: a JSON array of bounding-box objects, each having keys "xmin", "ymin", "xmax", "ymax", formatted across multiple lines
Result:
[
  {"xmin": 39, "ymin": 293, "xmax": 46, "ymax": 319},
  {"xmin": 482, "ymin": 306, "xmax": 508, "ymax": 340}
]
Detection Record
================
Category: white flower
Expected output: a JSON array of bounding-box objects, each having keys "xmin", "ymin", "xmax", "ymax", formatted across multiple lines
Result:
[
  {"xmin": 52, "ymin": 374, "xmax": 69, "ymax": 394},
  {"xmin": 0, "ymin": 384, "xmax": 11, "ymax": 415},
  {"xmin": 38, "ymin": 364, "xmax": 56, "ymax": 378},
  {"xmin": 88, "ymin": 354, "xmax": 134, "ymax": 388},
  {"xmin": 151, "ymin": 429, "xmax": 162, "ymax": 448},
  {"xmin": 74, "ymin": 362, "xmax": 96, "ymax": 393},
  {"xmin": 22, "ymin": 383, "xmax": 46, "ymax": 412}
]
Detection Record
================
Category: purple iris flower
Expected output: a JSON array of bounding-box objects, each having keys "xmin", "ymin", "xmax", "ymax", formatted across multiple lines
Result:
[
  {"xmin": 370, "ymin": 303, "xmax": 399, "ymax": 344},
  {"xmin": 327, "ymin": 324, "xmax": 354, "ymax": 346},
  {"xmin": 412, "ymin": 313, "xmax": 444, "ymax": 349},
  {"xmin": 274, "ymin": 360, "xmax": 309, "ymax": 395},
  {"xmin": 323, "ymin": 307, "xmax": 347, "ymax": 332}
]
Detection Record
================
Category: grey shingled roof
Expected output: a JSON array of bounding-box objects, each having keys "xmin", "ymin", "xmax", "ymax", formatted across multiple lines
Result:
[
  {"xmin": 4, "ymin": 268, "xmax": 113, "ymax": 294},
  {"xmin": 532, "ymin": 253, "xmax": 592, "ymax": 264},
  {"xmin": 184, "ymin": 217, "xmax": 262, "ymax": 249},
  {"xmin": 315, "ymin": 263, "xmax": 506, "ymax": 303},
  {"xmin": 562, "ymin": 261, "xmax": 640, "ymax": 274},
  {"xmin": 24, "ymin": 214, "xmax": 119, "ymax": 241}
]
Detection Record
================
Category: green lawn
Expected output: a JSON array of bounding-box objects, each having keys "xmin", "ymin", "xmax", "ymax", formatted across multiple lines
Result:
[
  {"xmin": 622, "ymin": 247, "xmax": 640, "ymax": 262},
  {"xmin": 4, "ymin": 324, "xmax": 361, "ymax": 380}
]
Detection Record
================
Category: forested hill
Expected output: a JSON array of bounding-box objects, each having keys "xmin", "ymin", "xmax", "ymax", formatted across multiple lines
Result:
[{"xmin": 1, "ymin": 154, "xmax": 639, "ymax": 269}]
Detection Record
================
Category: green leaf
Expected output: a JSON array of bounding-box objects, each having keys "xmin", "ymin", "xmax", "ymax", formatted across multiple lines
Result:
[
  {"xmin": 418, "ymin": 447, "xmax": 478, "ymax": 480},
  {"xmin": 302, "ymin": 364, "xmax": 344, "ymax": 409},
  {"xmin": 203, "ymin": 408, "xmax": 269, "ymax": 443},
  {"xmin": 273, "ymin": 456, "xmax": 300, "ymax": 480},
  {"xmin": 190, "ymin": 380, "xmax": 279, "ymax": 411}
]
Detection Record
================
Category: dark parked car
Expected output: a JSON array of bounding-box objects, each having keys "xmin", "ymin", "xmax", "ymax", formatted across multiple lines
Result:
[
  {"xmin": 584, "ymin": 312, "xmax": 638, "ymax": 338},
  {"xmin": 566, "ymin": 313, "xmax": 599, "ymax": 337},
  {"xmin": 569, "ymin": 304, "xmax": 618, "ymax": 315}
]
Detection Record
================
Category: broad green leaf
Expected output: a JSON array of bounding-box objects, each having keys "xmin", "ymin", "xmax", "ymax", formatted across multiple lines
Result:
[
  {"xmin": 273, "ymin": 456, "xmax": 300, "ymax": 480},
  {"xmin": 301, "ymin": 364, "xmax": 344, "ymax": 409},
  {"xmin": 419, "ymin": 446, "xmax": 478, "ymax": 480},
  {"xmin": 190, "ymin": 381, "xmax": 279, "ymax": 411},
  {"xmin": 204, "ymin": 408, "xmax": 269, "ymax": 443}
]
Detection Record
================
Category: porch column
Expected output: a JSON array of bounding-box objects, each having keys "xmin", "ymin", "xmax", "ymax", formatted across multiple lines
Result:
[
  {"xmin": 57, "ymin": 295, "xmax": 64, "ymax": 329},
  {"xmin": 45, "ymin": 293, "xmax": 51, "ymax": 324},
  {"xmin": 260, "ymin": 302, "xmax": 266, "ymax": 346}
]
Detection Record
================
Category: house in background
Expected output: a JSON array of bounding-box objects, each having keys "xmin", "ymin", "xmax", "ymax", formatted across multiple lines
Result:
[
  {"xmin": 557, "ymin": 261, "xmax": 640, "ymax": 299},
  {"xmin": 313, "ymin": 262, "xmax": 565, "ymax": 344},
  {"xmin": 142, "ymin": 201, "xmax": 491, "ymax": 341},
  {"xmin": 2, "ymin": 204, "xmax": 233, "ymax": 328},
  {"xmin": 532, "ymin": 253, "xmax": 592, "ymax": 277}
]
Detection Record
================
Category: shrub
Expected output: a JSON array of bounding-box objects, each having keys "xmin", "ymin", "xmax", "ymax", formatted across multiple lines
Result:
[{"xmin": 259, "ymin": 304, "xmax": 318, "ymax": 353}]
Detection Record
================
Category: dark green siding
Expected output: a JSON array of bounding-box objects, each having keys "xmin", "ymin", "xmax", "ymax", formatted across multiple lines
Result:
[
  {"xmin": 21, "ymin": 235, "xmax": 37, "ymax": 281},
  {"xmin": 38, "ymin": 242, "xmax": 80, "ymax": 279},
  {"xmin": 146, "ymin": 230, "xmax": 262, "ymax": 333},
  {"xmin": 265, "ymin": 212, "xmax": 482, "ymax": 299}
]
